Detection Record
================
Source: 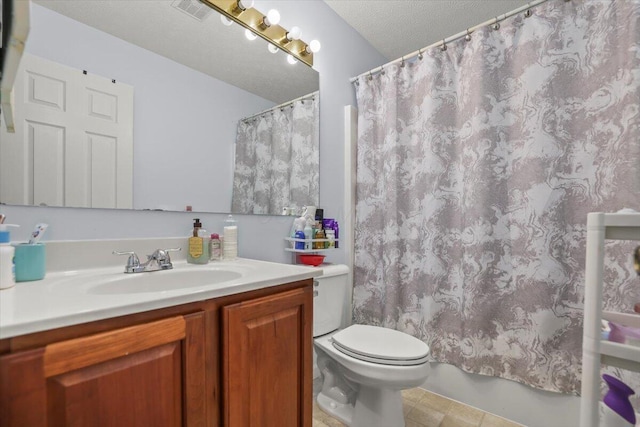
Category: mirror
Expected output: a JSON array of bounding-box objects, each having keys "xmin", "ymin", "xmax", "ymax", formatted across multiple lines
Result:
[{"xmin": 0, "ymin": 0, "xmax": 319, "ymax": 215}]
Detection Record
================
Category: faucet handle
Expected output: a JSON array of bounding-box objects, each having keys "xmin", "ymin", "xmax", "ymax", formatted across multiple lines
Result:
[
  {"xmin": 152, "ymin": 247, "xmax": 181, "ymax": 264},
  {"xmin": 113, "ymin": 251, "xmax": 141, "ymax": 273}
]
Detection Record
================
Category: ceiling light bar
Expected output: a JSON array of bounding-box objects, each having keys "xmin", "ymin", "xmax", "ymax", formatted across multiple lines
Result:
[{"xmin": 199, "ymin": 0, "xmax": 314, "ymax": 67}]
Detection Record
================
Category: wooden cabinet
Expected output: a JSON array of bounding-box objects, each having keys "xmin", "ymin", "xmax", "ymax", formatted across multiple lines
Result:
[
  {"xmin": 0, "ymin": 313, "xmax": 206, "ymax": 427},
  {"xmin": 0, "ymin": 280, "xmax": 313, "ymax": 427},
  {"xmin": 222, "ymin": 287, "xmax": 313, "ymax": 427}
]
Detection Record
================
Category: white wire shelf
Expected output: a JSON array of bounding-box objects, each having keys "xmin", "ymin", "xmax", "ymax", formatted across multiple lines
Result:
[{"xmin": 284, "ymin": 237, "xmax": 339, "ymax": 253}]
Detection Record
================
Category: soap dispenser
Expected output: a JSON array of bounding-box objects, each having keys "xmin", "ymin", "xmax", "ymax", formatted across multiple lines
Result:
[
  {"xmin": 0, "ymin": 223, "xmax": 19, "ymax": 289},
  {"xmin": 187, "ymin": 218, "xmax": 209, "ymax": 264}
]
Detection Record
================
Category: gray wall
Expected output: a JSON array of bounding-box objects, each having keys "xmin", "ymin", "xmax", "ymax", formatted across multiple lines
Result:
[{"xmin": 2, "ymin": 0, "xmax": 386, "ymax": 265}]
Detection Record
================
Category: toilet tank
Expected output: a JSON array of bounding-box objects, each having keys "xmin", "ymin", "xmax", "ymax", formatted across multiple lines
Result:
[{"xmin": 313, "ymin": 264, "xmax": 350, "ymax": 337}]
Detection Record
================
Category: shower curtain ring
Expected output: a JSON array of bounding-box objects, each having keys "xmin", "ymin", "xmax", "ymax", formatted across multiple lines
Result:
[
  {"xmin": 381, "ymin": 66, "xmax": 385, "ymax": 75},
  {"xmin": 368, "ymin": 71, "xmax": 373, "ymax": 81},
  {"xmin": 524, "ymin": 3, "xmax": 532, "ymax": 18},
  {"xmin": 440, "ymin": 39, "xmax": 447, "ymax": 51},
  {"xmin": 492, "ymin": 17, "xmax": 500, "ymax": 30},
  {"xmin": 400, "ymin": 56, "xmax": 405, "ymax": 67},
  {"xmin": 465, "ymin": 29, "xmax": 472, "ymax": 42},
  {"xmin": 417, "ymin": 49, "xmax": 423, "ymax": 60}
]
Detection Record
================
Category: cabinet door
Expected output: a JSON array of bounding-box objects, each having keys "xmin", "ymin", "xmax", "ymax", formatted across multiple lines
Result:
[
  {"xmin": 222, "ymin": 287, "xmax": 313, "ymax": 427},
  {"xmin": 0, "ymin": 313, "xmax": 206, "ymax": 427}
]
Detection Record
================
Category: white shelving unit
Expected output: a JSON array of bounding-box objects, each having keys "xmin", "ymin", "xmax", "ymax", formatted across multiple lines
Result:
[
  {"xmin": 284, "ymin": 237, "xmax": 339, "ymax": 253},
  {"xmin": 580, "ymin": 212, "xmax": 640, "ymax": 427},
  {"xmin": 284, "ymin": 237, "xmax": 339, "ymax": 264}
]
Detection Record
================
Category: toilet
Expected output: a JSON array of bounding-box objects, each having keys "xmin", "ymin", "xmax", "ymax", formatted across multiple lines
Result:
[{"xmin": 313, "ymin": 264, "xmax": 430, "ymax": 427}]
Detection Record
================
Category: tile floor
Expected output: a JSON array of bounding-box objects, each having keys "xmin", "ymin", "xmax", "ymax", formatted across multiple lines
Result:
[{"xmin": 312, "ymin": 387, "xmax": 524, "ymax": 427}]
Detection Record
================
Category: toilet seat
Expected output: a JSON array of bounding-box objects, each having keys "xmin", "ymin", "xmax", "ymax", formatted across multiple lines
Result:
[{"xmin": 331, "ymin": 325, "xmax": 429, "ymax": 366}]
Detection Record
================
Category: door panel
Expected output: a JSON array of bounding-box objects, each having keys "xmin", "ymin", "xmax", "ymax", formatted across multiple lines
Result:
[
  {"xmin": 46, "ymin": 343, "xmax": 182, "ymax": 427},
  {"xmin": 0, "ymin": 313, "xmax": 207, "ymax": 427},
  {"xmin": 223, "ymin": 287, "xmax": 312, "ymax": 427},
  {"xmin": 0, "ymin": 53, "xmax": 133, "ymax": 208}
]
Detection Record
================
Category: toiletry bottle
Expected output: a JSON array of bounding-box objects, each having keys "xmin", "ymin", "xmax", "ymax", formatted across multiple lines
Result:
[
  {"xmin": 294, "ymin": 223, "xmax": 306, "ymax": 250},
  {"xmin": 289, "ymin": 217, "xmax": 299, "ymax": 249},
  {"xmin": 326, "ymin": 229, "xmax": 335, "ymax": 248},
  {"xmin": 303, "ymin": 220, "xmax": 313, "ymax": 250},
  {"xmin": 603, "ymin": 374, "xmax": 636, "ymax": 427},
  {"xmin": 188, "ymin": 218, "xmax": 209, "ymax": 264},
  {"xmin": 209, "ymin": 233, "xmax": 221, "ymax": 261},
  {"xmin": 314, "ymin": 227, "xmax": 325, "ymax": 250},
  {"xmin": 0, "ymin": 224, "xmax": 19, "ymax": 290},
  {"xmin": 199, "ymin": 224, "xmax": 210, "ymax": 262},
  {"xmin": 223, "ymin": 215, "xmax": 238, "ymax": 260}
]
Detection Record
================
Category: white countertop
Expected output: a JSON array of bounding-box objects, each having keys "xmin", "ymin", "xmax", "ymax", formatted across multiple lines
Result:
[{"xmin": 0, "ymin": 258, "xmax": 322, "ymax": 339}]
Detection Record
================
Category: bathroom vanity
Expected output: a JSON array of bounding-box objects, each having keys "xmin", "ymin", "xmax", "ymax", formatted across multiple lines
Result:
[{"xmin": 0, "ymin": 251, "xmax": 320, "ymax": 427}]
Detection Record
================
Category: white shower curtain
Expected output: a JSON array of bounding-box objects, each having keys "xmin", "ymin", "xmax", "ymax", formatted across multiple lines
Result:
[
  {"xmin": 353, "ymin": 0, "xmax": 640, "ymax": 394},
  {"xmin": 231, "ymin": 93, "xmax": 319, "ymax": 215}
]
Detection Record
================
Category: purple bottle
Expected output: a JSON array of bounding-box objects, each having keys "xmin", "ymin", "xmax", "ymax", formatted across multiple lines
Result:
[
  {"xmin": 322, "ymin": 219, "xmax": 340, "ymax": 249},
  {"xmin": 603, "ymin": 374, "xmax": 636, "ymax": 426}
]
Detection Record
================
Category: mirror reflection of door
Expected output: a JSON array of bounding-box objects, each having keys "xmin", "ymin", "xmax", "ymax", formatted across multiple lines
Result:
[{"xmin": 0, "ymin": 54, "xmax": 134, "ymax": 208}]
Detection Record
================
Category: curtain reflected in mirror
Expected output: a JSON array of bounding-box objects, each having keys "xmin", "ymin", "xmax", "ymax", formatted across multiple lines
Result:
[{"xmin": 231, "ymin": 93, "xmax": 319, "ymax": 215}]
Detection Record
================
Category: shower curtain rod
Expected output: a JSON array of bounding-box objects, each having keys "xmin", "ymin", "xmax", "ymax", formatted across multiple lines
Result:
[
  {"xmin": 241, "ymin": 90, "xmax": 319, "ymax": 122},
  {"xmin": 350, "ymin": 0, "xmax": 552, "ymax": 83}
]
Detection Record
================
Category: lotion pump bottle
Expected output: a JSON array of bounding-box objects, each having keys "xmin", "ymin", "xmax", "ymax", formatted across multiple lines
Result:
[
  {"xmin": 0, "ymin": 224, "xmax": 19, "ymax": 290},
  {"xmin": 187, "ymin": 218, "xmax": 209, "ymax": 264}
]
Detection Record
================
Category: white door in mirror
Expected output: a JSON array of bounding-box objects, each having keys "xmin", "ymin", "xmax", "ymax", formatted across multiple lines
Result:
[{"xmin": 0, "ymin": 54, "xmax": 134, "ymax": 209}]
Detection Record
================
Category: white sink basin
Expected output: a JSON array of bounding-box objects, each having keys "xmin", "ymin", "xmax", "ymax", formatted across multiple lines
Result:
[{"xmin": 87, "ymin": 268, "xmax": 242, "ymax": 294}]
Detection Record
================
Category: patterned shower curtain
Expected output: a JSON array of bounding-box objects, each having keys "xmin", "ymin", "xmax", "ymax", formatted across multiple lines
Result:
[
  {"xmin": 353, "ymin": 0, "xmax": 640, "ymax": 394},
  {"xmin": 231, "ymin": 93, "xmax": 319, "ymax": 215}
]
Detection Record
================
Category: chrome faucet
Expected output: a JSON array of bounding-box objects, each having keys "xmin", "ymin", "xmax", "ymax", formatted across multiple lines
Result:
[{"xmin": 113, "ymin": 248, "xmax": 181, "ymax": 273}]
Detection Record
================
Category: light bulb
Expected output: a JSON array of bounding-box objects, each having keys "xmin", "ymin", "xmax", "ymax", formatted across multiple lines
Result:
[
  {"xmin": 268, "ymin": 44, "xmax": 279, "ymax": 54},
  {"xmin": 286, "ymin": 26, "xmax": 301, "ymax": 41},
  {"xmin": 245, "ymin": 29, "xmax": 257, "ymax": 41},
  {"xmin": 220, "ymin": 15, "xmax": 233, "ymax": 26},
  {"xmin": 236, "ymin": 0, "xmax": 254, "ymax": 11},
  {"xmin": 287, "ymin": 54, "xmax": 298, "ymax": 65},
  {"xmin": 305, "ymin": 39, "xmax": 321, "ymax": 54},
  {"xmin": 264, "ymin": 9, "xmax": 280, "ymax": 26}
]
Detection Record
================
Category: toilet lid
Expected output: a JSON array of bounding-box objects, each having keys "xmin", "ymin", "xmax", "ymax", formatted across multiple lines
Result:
[{"xmin": 331, "ymin": 325, "xmax": 429, "ymax": 366}]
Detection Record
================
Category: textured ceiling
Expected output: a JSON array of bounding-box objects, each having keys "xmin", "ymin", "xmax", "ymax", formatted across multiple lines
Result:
[
  {"xmin": 324, "ymin": 0, "xmax": 531, "ymax": 62},
  {"xmin": 36, "ymin": 0, "xmax": 534, "ymax": 100}
]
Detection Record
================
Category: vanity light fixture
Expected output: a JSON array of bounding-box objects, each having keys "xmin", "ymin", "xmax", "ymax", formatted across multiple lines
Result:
[
  {"xmin": 220, "ymin": 15, "xmax": 233, "ymax": 25},
  {"xmin": 305, "ymin": 40, "xmax": 321, "ymax": 54},
  {"xmin": 199, "ymin": 0, "xmax": 316, "ymax": 66},
  {"xmin": 286, "ymin": 26, "xmax": 302, "ymax": 41},
  {"xmin": 268, "ymin": 44, "xmax": 279, "ymax": 54},
  {"xmin": 244, "ymin": 28, "xmax": 257, "ymax": 40},
  {"xmin": 287, "ymin": 54, "xmax": 298, "ymax": 65},
  {"xmin": 260, "ymin": 9, "xmax": 280, "ymax": 28},
  {"xmin": 233, "ymin": 0, "xmax": 253, "ymax": 13}
]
